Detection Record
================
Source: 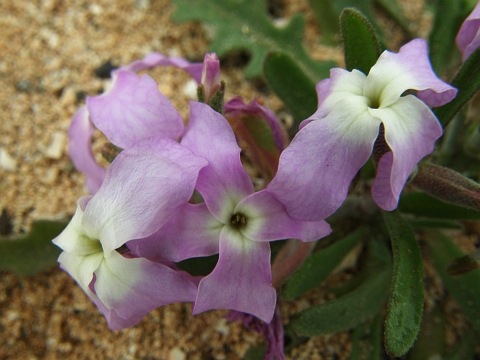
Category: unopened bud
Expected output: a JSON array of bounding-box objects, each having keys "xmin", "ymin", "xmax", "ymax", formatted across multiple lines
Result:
[
  {"xmin": 198, "ymin": 53, "xmax": 225, "ymax": 113},
  {"xmin": 201, "ymin": 53, "xmax": 221, "ymax": 101},
  {"xmin": 411, "ymin": 163, "xmax": 480, "ymax": 211}
]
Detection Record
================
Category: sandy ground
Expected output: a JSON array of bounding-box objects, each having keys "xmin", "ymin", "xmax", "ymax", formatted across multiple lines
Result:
[{"xmin": 1, "ymin": 0, "xmax": 467, "ymax": 359}]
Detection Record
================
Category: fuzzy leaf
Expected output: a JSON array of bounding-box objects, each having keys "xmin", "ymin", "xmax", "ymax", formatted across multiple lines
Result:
[
  {"xmin": 340, "ymin": 8, "xmax": 381, "ymax": 74},
  {"xmin": 382, "ymin": 211, "xmax": 424, "ymax": 357},
  {"xmin": 0, "ymin": 220, "xmax": 67, "ymax": 276},
  {"xmin": 282, "ymin": 228, "xmax": 365, "ymax": 300},
  {"xmin": 434, "ymin": 47, "xmax": 480, "ymax": 127},
  {"xmin": 171, "ymin": 0, "xmax": 333, "ymax": 79},
  {"xmin": 426, "ymin": 231, "xmax": 480, "ymax": 333}
]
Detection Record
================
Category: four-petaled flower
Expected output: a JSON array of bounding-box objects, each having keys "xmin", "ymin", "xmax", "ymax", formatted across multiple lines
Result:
[
  {"xmin": 130, "ymin": 102, "xmax": 331, "ymax": 323},
  {"xmin": 267, "ymin": 39, "xmax": 457, "ymax": 221},
  {"xmin": 53, "ymin": 137, "xmax": 207, "ymax": 329}
]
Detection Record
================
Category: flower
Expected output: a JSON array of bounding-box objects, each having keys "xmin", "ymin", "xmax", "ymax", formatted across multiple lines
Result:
[
  {"xmin": 130, "ymin": 102, "xmax": 331, "ymax": 323},
  {"xmin": 53, "ymin": 136, "xmax": 207, "ymax": 329},
  {"xmin": 68, "ymin": 54, "xmax": 203, "ymax": 194},
  {"xmin": 267, "ymin": 39, "xmax": 457, "ymax": 221},
  {"xmin": 456, "ymin": 1, "xmax": 480, "ymax": 61}
]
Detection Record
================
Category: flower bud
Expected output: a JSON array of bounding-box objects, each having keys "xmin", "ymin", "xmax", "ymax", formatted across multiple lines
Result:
[{"xmin": 200, "ymin": 53, "xmax": 222, "ymax": 103}]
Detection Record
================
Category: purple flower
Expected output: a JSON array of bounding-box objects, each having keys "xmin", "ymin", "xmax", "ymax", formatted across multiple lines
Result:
[
  {"xmin": 130, "ymin": 102, "xmax": 331, "ymax": 323},
  {"xmin": 268, "ymin": 39, "xmax": 457, "ymax": 221},
  {"xmin": 456, "ymin": 0, "xmax": 480, "ymax": 61},
  {"xmin": 53, "ymin": 137, "xmax": 208, "ymax": 329},
  {"xmin": 68, "ymin": 54, "xmax": 203, "ymax": 194}
]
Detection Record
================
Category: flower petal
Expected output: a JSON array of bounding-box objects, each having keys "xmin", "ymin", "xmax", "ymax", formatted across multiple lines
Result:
[
  {"xmin": 301, "ymin": 69, "xmax": 366, "ymax": 129},
  {"xmin": 365, "ymin": 39, "xmax": 457, "ymax": 108},
  {"xmin": 268, "ymin": 96, "xmax": 380, "ymax": 221},
  {"xmin": 181, "ymin": 102, "xmax": 254, "ymax": 222},
  {"xmin": 57, "ymin": 250, "xmax": 103, "ymax": 291},
  {"xmin": 129, "ymin": 202, "xmax": 222, "ymax": 262},
  {"xmin": 86, "ymin": 70, "xmax": 184, "ymax": 149},
  {"xmin": 82, "ymin": 136, "xmax": 207, "ymax": 253},
  {"xmin": 120, "ymin": 52, "xmax": 203, "ymax": 83},
  {"xmin": 456, "ymin": 2, "xmax": 480, "ymax": 61},
  {"xmin": 68, "ymin": 106, "xmax": 106, "ymax": 194},
  {"xmin": 94, "ymin": 251, "xmax": 197, "ymax": 321},
  {"xmin": 89, "ymin": 297, "xmax": 145, "ymax": 330},
  {"xmin": 463, "ymin": 30, "xmax": 480, "ymax": 61},
  {"xmin": 193, "ymin": 227, "xmax": 276, "ymax": 323},
  {"xmin": 53, "ymin": 196, "xmax": 103, "ymax": 256},
  {"xmin": 370, "ymin": 95, "xmax": 443, "ymax": 210},
  {"xmin": 235, "ymin": 190, "xmax": 332, "ymax": 242}
]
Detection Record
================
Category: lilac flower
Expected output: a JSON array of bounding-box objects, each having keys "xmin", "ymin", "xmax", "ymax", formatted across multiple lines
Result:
[
  {"xmin": 456, "ymin": 0, "xmax": 480, "ymax": 61},
  {"xmin": 130, "ymin": 102, "xmax": 331, "ymax": 323},
  {"xmin": 53, "ymin": 136, "xmax": 207, "ymax": 330},
  {"xmin": 268, "ymin": 39, "xmax": 457, "ymax": 221},
  {"xmin": 68, "ymin": 54, "xmax": 203, "ymax": 194}
]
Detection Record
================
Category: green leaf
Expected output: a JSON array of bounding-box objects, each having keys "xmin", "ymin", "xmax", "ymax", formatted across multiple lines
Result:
[
  {"xmin": 428, "ymin": 0, "xmax": 463, "ymax": 75},
  {"xmin": 263, "ymin": 52, "xmax": 319, "ymax": 131},
  {"xmin": 426, "ymin": 230, "xmax": 480, "ymax": 333},
  {"xmin": 340, "ymin": 8, "xmax": 381, "ymax": 74},
  {"xmin": 0, "ymin": 220, "xmax": 67, "ymax": 276},
  {"xmin": 282, "ymin": 228, "xmax": 366, "ymax": 300},
  {"xmin": 292, "ymin": 239, "xmax": 391, "ymax": 336},
  {"xmin": 398, "ymin": 192, "xmax": 480, "ymax": 220},
  {"xmin": 382, "ymin": 211, "xmax": 424, "ymax": 357},
  {"xmin": 171, "ymin": 0, "xmax": 333, "ymax": 79},
  {"xmin": 434, "ymin": 47, "xmax": 480, "ymax": 127}
]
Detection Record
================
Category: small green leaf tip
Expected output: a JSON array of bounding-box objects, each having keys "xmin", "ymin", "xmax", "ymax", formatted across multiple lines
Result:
[{"xmin": 340, "ymin": 8, "xmax": 381, "ymax": 74}]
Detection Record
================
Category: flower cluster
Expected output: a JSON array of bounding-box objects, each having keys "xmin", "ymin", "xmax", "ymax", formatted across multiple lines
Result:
[{"xmin": 54, "ymin": 35, "xmax": 457, "ymax": 356}]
